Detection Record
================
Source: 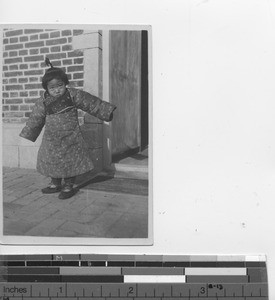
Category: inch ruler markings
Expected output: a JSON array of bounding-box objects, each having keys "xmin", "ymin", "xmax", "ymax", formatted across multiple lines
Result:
[{"xmin": 0, "ymin": 254, "xmax": 269, "ymax": 299}]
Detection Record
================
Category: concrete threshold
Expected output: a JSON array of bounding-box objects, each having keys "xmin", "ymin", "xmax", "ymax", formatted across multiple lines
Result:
[{"xmin": 114, "ymin": 163, "xmax": 148, "ymax": 180}]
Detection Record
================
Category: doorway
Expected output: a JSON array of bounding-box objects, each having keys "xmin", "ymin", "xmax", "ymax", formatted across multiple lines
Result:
[{"xmin": 109, "ymin": 30, "xmax": 149, "ymax": 166}]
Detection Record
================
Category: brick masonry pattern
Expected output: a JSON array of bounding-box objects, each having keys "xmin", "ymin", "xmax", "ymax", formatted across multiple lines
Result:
[{"xmin": 2, "ymin": 28, "xmax": 86, "ymax": 123}]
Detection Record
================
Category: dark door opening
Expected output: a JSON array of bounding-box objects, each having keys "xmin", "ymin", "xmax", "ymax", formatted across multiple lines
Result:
[{"xmin": 140, "ymin": 30, "xmax": 149, "ymax": 151}]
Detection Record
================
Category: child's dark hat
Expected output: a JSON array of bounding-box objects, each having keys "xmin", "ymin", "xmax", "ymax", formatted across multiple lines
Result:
[{"xmin": 42, "ymin": 57, "xmax": 69, "ymax": 90}]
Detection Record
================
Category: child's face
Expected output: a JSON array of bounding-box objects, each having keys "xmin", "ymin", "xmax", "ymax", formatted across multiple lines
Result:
[{"xmin": 47, "ymin": 78, "xmax": 66, "ymax": 98}]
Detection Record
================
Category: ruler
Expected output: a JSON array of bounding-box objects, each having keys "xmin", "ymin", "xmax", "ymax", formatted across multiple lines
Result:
[{"xmin": 0, "ymin": 254, "xmax": 268, "ymax": 299}]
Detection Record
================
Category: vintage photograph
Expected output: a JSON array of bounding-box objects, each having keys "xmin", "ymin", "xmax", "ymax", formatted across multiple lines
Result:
[{"xmin": 1, "ymin": 25, "xmax": 152, "ymax": 244}]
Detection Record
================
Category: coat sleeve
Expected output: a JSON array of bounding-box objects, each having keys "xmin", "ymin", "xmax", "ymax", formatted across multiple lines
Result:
[
  {"xmin": 19, "ymin": 98, "xmax": 46, "ymax": 142},
  {"xmin": 70, "ymin": 88, "xmax": 116, "ymax": 122}
]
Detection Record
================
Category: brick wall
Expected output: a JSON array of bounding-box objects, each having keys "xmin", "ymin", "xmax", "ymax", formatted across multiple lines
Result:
[{"xmin": 2, "ymin": 28, "xmax": 85, "ymax": 123}]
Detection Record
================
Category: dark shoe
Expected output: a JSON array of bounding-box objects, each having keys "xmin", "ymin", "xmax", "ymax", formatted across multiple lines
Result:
[
  {"xmin": 41, "ymin": 183, "xmax": 62, "ymax": 194},
  {"xmin": 58, "ymin": 184, "xmax": 78, "ymax": 200}
]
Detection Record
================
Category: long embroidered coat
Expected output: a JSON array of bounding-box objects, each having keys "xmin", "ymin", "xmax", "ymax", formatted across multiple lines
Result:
[{"xmin": 20, "ymin": 88, "xmax": 116, "ymax": 178}]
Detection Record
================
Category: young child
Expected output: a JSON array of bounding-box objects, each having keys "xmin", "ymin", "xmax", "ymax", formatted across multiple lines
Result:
[{"xmin": 19, "ymin": 58, "xmax": 116, "ymax": 199}]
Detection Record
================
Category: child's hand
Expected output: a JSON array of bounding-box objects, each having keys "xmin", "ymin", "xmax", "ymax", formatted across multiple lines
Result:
[{"xmin": 109, "ymin": 107, "xmax": 117, "ymax": 121}]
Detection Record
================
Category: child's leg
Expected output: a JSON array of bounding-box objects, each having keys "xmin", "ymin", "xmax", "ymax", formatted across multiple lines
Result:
[
  {"xmin": 64, "ymin": 176, "xmax": 75, "ymax": 186},
  {"xmin": 52, "ymin": 178, "xmax": 62, "ymax": 186},
  {"xmin": 58, "ymin": 176, "xmax": 76, "ymax": 200},
  {"xmin": 41, "ymin": 177, "xmax": 62, "ymax": 194}
]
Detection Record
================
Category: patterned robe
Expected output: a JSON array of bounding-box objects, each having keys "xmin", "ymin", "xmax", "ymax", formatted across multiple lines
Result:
[{"xmin": 20, "ymin": 88, "xmax": 116, "ymax": 178}]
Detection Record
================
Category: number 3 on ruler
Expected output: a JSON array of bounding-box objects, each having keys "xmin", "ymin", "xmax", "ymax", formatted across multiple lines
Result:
[{"xmin": 200, "ymin": 287, "xmax": 206, "ymax": 294}]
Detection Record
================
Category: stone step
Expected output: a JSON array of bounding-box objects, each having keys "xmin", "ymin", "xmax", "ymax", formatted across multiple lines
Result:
[
  {"xmin": 75, "ymin": 163, "xmax": 148, "ymax": 187},
  {"xmin": 113, "ymin": 163, "xmax": 148, "ymax": 180}
]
